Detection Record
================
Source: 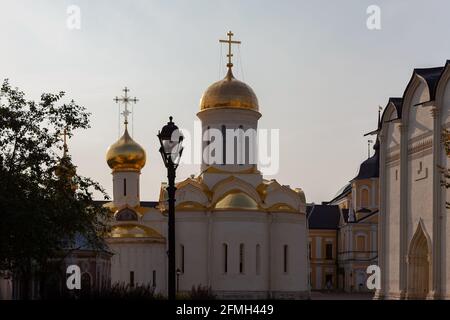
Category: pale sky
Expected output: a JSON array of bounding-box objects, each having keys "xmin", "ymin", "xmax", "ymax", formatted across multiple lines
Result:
[{"xmin": 1, "ymin": 0, "xmax": 450, "ymax": 203}]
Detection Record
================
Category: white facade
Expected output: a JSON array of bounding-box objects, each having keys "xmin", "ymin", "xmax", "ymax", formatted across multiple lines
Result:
[
  {"xmin": 378, "ymin": 62, "xmax": 450, "ymax": 299},
  {"xmin": 105, "ymin": 67, "xmax": 309, "ymax": 299}
]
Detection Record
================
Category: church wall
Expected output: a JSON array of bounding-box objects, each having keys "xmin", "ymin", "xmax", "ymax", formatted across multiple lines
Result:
[
  {"xmin": 441, "ymin": 77, "xmax": 450, "ymax": 298},
  {"xmin": 405, "ymin": 82, "xmax": 434, "ymax": 282},
  {"xmin": 109, "ymin": 241, "xmax": 166, "ymax": 294},
  {"xmin": 198, "ymin": 108, "xmax": 260, "ymax": 175},
  {"xmin": 176, "ymin": 213, "xmax": 208, "ymax": 291},
  {"xmin": 406, "ymin": 152, "xmax": 434, "ymax": 246},
  {"xmin": 112, "ymin": 171, "xmax": 140, "ymax": 208},
  {"xmin": 384, "ymin": 109, "xmax": 401, "ymax": 296},
  {"xmin": 270, "ymin": 213, "xmax": 308, "ymax": 294},
  {"xmin": 210, "ymin": 212, "xmax": 269, "ymax": 295},
  {"xmin": 407, "ymin": 82, "xmax": 432, "ymax": 140}
]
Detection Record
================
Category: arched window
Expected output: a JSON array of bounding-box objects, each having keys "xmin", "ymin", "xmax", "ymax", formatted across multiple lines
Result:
[
  {"xmin": 206, "ymin": 125, "xmax": 211, "ymax": 164},
  {"xmin": 221, "ymin": 125, "xmax": 226, "ymax": 164},
  {"xmin": 180, "ymin": 244, "xmax": 185, "ymax": 273},
  {"xmin": 115, "ymin": 208, "xmax": 138, "ymax": 221},
  {"xmin": 238, "ymin": 125, "xmax": 244, "ymax": 165},
  {"xmin": 223, "ymin": 243, "xmax": 228, "ymax": 274},
  {"xmin": 239, "ymin": 243, "xmax": 245, "ymax": 274},
  {"xmin": 81, "ymin": 273, "xmax": 92, "ymax": 295},
  {"xmin": 283, "ymin": 245, "xmax": 289, "ymax": 273},
  {"xmin": 256, "ymin": 244, "xmax": 261, "ymax": 275},
  {"xmin": 152, "ymin": 270, "xmax": 156, "ymax": 288},
  {"xmin": 356, "ymin": 235, "xmax": 366, "ymax": 251},
  {"xmin": 129, "ymin": 271, "xmax": 135, "ymax": 287},
  {"xmin": 360, "ymin": 187, "xmax": 369, "ymax": 208}
]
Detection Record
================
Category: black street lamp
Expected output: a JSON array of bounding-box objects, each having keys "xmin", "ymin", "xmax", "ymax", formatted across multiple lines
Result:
[{"xmin": 158, "ymin": 116, "xmax": 184, "ymax": 301}]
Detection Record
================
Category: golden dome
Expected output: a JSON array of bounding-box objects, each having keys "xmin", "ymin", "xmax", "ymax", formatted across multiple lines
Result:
[
  {"xmin": 200, "ymin": 69, "xmax": 259, "ymax": 111},
  {"xmin": 106, "ymin": 127, "xmax": 146, "ymax": 171},
  {"xmin": 215, "ymin": 192, "xmax": 259, "ymax": 210}
]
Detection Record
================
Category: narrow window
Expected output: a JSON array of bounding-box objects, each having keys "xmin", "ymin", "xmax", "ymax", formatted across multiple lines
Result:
[
  {"xmin": 360, "ymin": 188, "xmax": 369, "ymax": 208},
  {"xmin": 238, "ymin": 125, "xmax": 244, "ymax": 165},
  {"xmin": 221, "ymin": 125, "xmax": 226, "ymax": 164},
  {"xmin": 239, "ymin": 243, "xmax": 245, "ymax": 274},
  {"xmin": 325, "ymin": 243, "xmax": 333, "ymax": 260},
  {"xmin": 152, "ymin": 270, "xmax": 156, "ymax": 287},
  {"xmin": 256, "ymin": 244, "xmax": 261, "ymax": 275},
  {"xmin": 123, "ymin": 178, "xmax": 127, "ymax": 196},
  {"xmin": 308, "ymin": 242, "xmax": 312, "ymax": 259},
  {"xmin": 356, "ymin": 235, "xmax": 365, "ymax": 251},
  {"xmin": 206, "ymin": 126, "xmax": 211, "ymax": 164},
  {"xmin": 223, "ymin": 243, "xmax": 228, "ymax": 273},
  {"xmin": 180, "ymin": 244, "xmax": 185, "ymax": 273},
  {"xmin": 129, "ymin": 271, "xmax": 134, "ymax": 287},
  {"xmin": 283, "ymin": 245, "xmax": 288, "ymax": 273}
]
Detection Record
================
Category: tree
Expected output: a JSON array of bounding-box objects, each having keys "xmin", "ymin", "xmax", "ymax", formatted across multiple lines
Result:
[{"xmin": 0, "ymin": 79, "xmax": 110, "ymax": 299}]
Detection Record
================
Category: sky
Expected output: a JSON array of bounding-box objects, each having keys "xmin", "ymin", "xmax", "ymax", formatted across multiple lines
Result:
[{"xmin": 1, "ymin": 0, "xmax": 450, "ymax": 203}]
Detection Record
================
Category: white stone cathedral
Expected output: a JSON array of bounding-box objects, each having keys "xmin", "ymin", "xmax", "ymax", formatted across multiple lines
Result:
[
  {"xmin": 377, "ymin": 61, "xmax": 450, "ymax": 299},
  {"xmin": 103, "ymin": 35, "xmax": 309, "ymax": 299}
]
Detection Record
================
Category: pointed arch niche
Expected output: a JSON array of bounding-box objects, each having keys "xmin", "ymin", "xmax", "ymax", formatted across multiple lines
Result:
[{"xmin": 406, "ymin": 220, "xmax": 432, "ymax": 299}]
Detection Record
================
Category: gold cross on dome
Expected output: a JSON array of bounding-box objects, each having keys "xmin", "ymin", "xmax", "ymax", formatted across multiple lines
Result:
[
  {"xmin": 219, "ymin": 31, "xmax": 241, "ymax": 70},
  {"xmin": 114, "ymin": 86, "xmax": 139, "ymax": 125}
]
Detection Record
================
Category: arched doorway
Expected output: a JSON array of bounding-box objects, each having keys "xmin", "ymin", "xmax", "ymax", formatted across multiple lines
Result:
[
  {"xmin": 406, "ymin": 221, "xmax": 431, "ymax": 299},
  {"xmin": 81, "ymin": 273, "xmax": 92, "ymax": 297}
]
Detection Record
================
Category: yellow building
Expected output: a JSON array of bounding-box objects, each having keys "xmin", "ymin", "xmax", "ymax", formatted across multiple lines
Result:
[
  {"xmin": 307, "ymin": 204, "xmax": 340, "ymax": 290},
  {"xmin": 329, "ymin": 141, "xmax": 379, "ymax": 292},
  {"xmin": 308, "ymin": 139, "xmax": 380, "ymax": 293}
]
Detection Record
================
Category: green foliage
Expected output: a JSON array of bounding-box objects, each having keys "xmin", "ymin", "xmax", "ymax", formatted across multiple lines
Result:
[
  {"xmin": 82, "ymin": 283, "xmax": 166, "ymax": 300},
  {"xmin": 0, "ymin": 79, "xmax": 110, "ymax": 296},
  {"xmin": 188, "ymin": 285, "xmax": 216, "ymax": 300}
]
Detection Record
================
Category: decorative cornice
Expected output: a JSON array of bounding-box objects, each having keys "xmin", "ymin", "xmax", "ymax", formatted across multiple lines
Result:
[{"xmin": 408, "ymin": 137, "xmax": 433, "ymax": 156}]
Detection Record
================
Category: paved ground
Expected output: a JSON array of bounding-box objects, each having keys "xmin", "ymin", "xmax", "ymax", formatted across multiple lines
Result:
[{"xmin": 310, "ymin": 291, "xmax": 374, "ymax": 300}]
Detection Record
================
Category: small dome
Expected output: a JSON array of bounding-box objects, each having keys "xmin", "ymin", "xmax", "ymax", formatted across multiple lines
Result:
[
  {"xmin": 200, "ymin": 69, "xmax": 259, "ymax": 111},
  {"xmin": 215, "ymin": 192, "xmax": 259, "ymax": 210},
  {"xmin": 106, "ymin": 127, "xmax": 146, "ymax": 171}
]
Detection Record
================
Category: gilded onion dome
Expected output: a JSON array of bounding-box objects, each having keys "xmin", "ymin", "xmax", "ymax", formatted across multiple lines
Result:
[
  {"xmin": 106, "ymin": 127, "xmax": 146, "ymax": 172},
  {"xmin": 55, "ymin": 130, "xmax": 76, "ymax": 179},
  {"xmin": 200, "ymin": 69, "xmax": 259, "ymax": 112},
  {"xmin": 200, "ymin": 31, "xmax": 258, "ymax": 112}
]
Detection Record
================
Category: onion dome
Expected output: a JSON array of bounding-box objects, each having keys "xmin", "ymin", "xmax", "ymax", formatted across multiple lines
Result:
[
  {"xmin": 55, "ymin": 137, "xmax": 76, "ymax": 179},
  {"xmin": 215, "ymin": 192, "xmax": 259, "ymax": 210},
  {"xmin": 200, "ymin": 68, "xmax": 259, "ymax": 111},
  {"xmin": 106, "ymin": 127, "xmax": 146, "ymax": 172}
]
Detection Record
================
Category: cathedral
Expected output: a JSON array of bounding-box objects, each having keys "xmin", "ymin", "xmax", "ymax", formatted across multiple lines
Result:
[
  {"xmin": 103, "ymin": 33, "xmax": 309, "ymax": 299},
  {"xmin": 377, "ymin": 61, "xmax": 450, "ymax": 299}
]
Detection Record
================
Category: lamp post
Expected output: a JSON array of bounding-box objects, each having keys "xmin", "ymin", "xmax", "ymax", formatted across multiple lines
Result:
[{"xmin": 158, "ymin": 116, "xmax": 184, "ymax": 301}]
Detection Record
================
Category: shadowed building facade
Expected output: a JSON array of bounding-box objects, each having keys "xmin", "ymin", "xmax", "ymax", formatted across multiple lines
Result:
[{"xmin": 377, "ymin": 61, "xmax": 450, "ymax": 300}]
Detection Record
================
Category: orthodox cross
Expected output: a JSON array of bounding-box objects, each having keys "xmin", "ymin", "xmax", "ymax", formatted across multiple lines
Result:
[
  {"xmin": 219, "ymin": 31, "xmax": 241, "ymax": 70},
  {"xmin": 60, "ymin": 127, "xmax": 69, "ymax": 156},
  {"xmin": 114, "ymin": 87, "xmax": 138, "ymax": 126}
]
